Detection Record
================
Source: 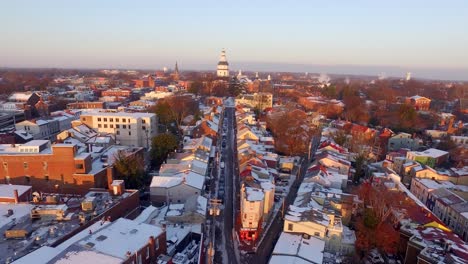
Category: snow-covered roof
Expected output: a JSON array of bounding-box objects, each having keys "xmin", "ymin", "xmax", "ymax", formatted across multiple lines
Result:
[
  {"xmin": 271, "ymin": 232, "xmax": 325, "ymax": 264},
  {"xmin": 150, "ymin": 176, "xmax": 183, "ymax": 188},
  {"xmin": 8, "ymin": 92, "xmax": 34, "ymax": 101},
  {"xmin": 12, "ymin": 246, "xmax": 61, "ymax": 264},
  {"xmin": 0, "ymin": 203, "xmax": 35, "ymax": 230},
  {"xmin": 77, "ymin": 218, "xmax": 163, "ymax": 260},
  {"xmin": 407, "ymin": 148, "xmax": 448, "ymax": 159},
  {"xmin": 0, "ymin": 184, "xmax": 31, "ymax": 199},
  {"xmin": 245, "ymin": 187, "xmax": 264, "ymax": 201},
  {"xmin": 53, "ymin": 247, "xmax": 122, "ymax": 264}
]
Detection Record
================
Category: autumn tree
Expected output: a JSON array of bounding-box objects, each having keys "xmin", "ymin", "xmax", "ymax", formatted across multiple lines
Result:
[
  {"xmin": 151, "ymin": 95, "xmax": 199, "ymax": 134},
  {"xmin": 267, "ymin": 108, "xmax": 317, "ymax": 155},
  {"xmin": 343, "ymin": 94, "xmax": 369, "ymax": 124},
  {"xmin": 150, "ymin": 133, "xmax": 178, "ymax": 169},
  {"xmin": 352, "ymin": 183, "xmax": 415, "ymax": 256}
]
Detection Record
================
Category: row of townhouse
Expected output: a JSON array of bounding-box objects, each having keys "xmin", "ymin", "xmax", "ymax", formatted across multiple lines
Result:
[
  {"xmin": 362, "ymin": 167, "xmax": 468, "ymax": 264},
  {"xmin": 235, "ymin": 107, "xmax": 282, "ymax": 242},
  {"xmin": 149, "ymin": 135, "xmax": 213, "ymax": 206},
  {"xmin": 409, "ymin": 177, "xmax": 468, "ymax": 242},
  {"xmin": 270, "ymin": 138, "xmax": 359, "ymax": 263},
  {"xmin": 149, "ymin": 100, "xmax": 220, "ymax": 207}
]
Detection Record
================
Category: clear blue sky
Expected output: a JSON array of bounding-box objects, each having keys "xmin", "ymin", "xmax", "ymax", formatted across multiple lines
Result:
[{"xmin": 1, "ymin": 0, "xmax": 468, "ymax": 79}]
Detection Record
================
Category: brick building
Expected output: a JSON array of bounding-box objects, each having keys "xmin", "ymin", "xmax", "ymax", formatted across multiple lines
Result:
[
  {"xmin": 0, "ymin": 140, "xmax": 143, "ymax": 194},
  {"xmin": 67, "ymin": 101, "xmax": 106, "ymax": 110}
]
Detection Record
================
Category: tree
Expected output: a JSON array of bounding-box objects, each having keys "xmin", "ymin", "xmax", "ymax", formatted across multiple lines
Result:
[
  {"xmin": 267, "ymin": 108, "xmax": 317, "ymax": 155},
  {"xmin": 332, "ymin": 130, "xmax": 348, "ymax": 146},
  {"xmin": 153, "ymin": 100, "xmax": 175, "ymax": 127},
  {"xmin": 151, "ymin": 95, "xmax": 199, "ymax": 134},
  {"xmin": 397, "ymin": 104, "xmax": 417, "ymax": 129},
  {"xmin": 228, "ymin": 76, "xmax": 244, "ymax": 96},
  {"xmin": 353, "ymin": 153, "xmax": 367, "ymax": 183},
  {"xmin": 322, "ymin": 85, "xmax": 337, "ymax": 99},
  {"xmin": 113, "ymin": 152, "xmax": 145, "ymax": 189},
  {"xmin": 150, "ymin": 133, "xmax": 178, "ymax": 169},
  {"xmin": 343, "ymin": 94, "xmax": 369, "ymax": 124},
  {"xmin": 188, "ymin": 81, "xmax": 203, "ymax": 95},
  {"xmin": 437, "ymin": 137, "xmax": 457, "ymax": 151}
]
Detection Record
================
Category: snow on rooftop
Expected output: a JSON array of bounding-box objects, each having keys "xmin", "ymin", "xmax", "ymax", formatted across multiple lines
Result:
[
  {"xmin": 0, "ymin": 203, "xmax": 35, "ymax": 230},
  {"xmin": 54, "ymin": 248, "xmax": 122, "ymax": 264},
  {"xmin": 245, "ymin": 187, "xmax": 264, "ymax": 201},
  {"xmin": 12, "ymin": 246, "xmax": 61, "ymax": 264},
  {"xmin": 81, "ymin": 110, "xmax": 155, "ymax": 118},
  {"xmin": 0, "ymin": 184, "xmax": 31, "ymax": 199},
  {"xmin": 408, "ymin": 148, "xmax": 448, "ymax": 158},
  {"xmin": 271, "ymin": 232, "xmax": 325, "ymax": 264},
  {"xmin": 78, "ymin": 218, "xmax": 163, "ymax": 260},
  {"xmin": 418, "ymin": 178, "xmax": 455, "ymax": 190},
  {"xmin": 57, "ymin": 220, "xmax": 111, "ymax": 251},
  {"xmin": 150, "ymin": 176, "xmax": 183, "ymax": 188}
]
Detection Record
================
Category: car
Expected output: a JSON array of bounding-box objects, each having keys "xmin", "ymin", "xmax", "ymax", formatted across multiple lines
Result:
[
  {"xmin": 222, "ymin": 142, "xmax": 226, "ymax": 148},
  {"xmin": 220, "ymin": 162, "xmax": 225, "ymax": 169}
]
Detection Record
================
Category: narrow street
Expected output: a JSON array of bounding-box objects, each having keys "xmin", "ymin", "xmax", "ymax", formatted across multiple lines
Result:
[{"xmin": 213, "ymin": 100, "xmax": 239, "ymax": 264}]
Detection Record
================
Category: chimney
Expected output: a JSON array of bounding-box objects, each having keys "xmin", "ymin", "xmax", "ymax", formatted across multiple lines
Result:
[
  {"xmin": 13, "ymin": 189, "xmax": 19, "ymax": 204},
  {"xmin": 148, "ymin": 236, "xmax": 156, "ymax": 259}
]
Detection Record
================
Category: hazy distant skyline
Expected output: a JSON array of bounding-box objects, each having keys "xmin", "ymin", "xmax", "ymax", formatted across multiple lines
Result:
[{"xmin": 1, "ymin": 0, "xmax": 468, "ymax": 80}]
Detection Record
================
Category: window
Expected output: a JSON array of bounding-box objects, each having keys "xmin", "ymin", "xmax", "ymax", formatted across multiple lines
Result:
[
  {"xmin": 117, "ymin": 131, "xmax": 120, "ymax": 135},
  {"xmin": 122, "ymin": 118, "xmax": 126, "ymax": 123},
  {"xmin": 142, "ymin": 119, "xmax": 146, "ymax": 124},
  {"xmin": 23, "ymin": 162, "xmax": 28, "ymax": 169},
  {"xmin": 123, "ymin": 125, "xmax": 127, "ymax": 129},
  {"xmin": 128, "ymin": 125, "xmax": 131, "ymax": 129},
  {"xmin": 75, "ymin": 164, "xmax": 84, "ymax": 170},
  {"xmin": 45, "ymin": 175, "xmax": 49, "ymax": 182},
  {"xmin": 142, "ymin": 126, "xmax": 146, "ymax": 130},
  {"xmin": 116, "ymin": 124, "xmax": 120, "ymax": 128},
  {"xmin": 110, "ymin": 124, "xmax": 113, "ymax": 128},
  {"xmin": 98, "ymin": 124, "xmax": 102, "ymax": 128},
  {"xmin": 25, "ymin": 176, "xmax": 30, "ymax": 183},
  {"xmin": 288, "ymin": 223, "xmax": 293, "ymax": 231},
  {"xmin": 97, "ymin": 118, "xmax": 101, "ymax": 121},
  {"xmin": 82, "ymin": 117, "xmax": 86, "ymax": 121},
  {"xmin": 314, "ymin": 232, "xmax": 320, "ymax": 237},
  {"xmin": 103, "ymin": 118, "xmax": 107, "ymax": 122},
  {"xmin": 104, "ymin": 124, "xmax": 108, "ymax": 128},
  {"xmin": 116, "ymin": 118, "xmax": 119, "ymax": 122},
  {"xmin": 110, "ymin": 118, "xmax": 113, "ymax": 122},
  {"xmin": 129, "ymin": 131, "xmax": 131, "ymax": 136}
]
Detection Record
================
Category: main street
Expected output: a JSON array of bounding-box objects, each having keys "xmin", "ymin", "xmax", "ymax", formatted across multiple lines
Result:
[{"xmin": 213, "ymin": 99, "xmax": 239, "ymax": 264}]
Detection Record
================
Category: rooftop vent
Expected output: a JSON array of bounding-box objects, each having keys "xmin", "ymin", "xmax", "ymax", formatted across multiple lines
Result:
[
  {"xmin": 96, "ymin": 235, "xmax": 107, "ymax": 241},
  {"xmin": 85, "ymin": 242, "xmax": 95, "ymax": 248}
]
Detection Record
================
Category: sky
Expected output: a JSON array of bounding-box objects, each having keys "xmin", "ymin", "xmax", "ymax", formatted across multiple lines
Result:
[{"xmin": 1, "ymin": 0, "xmax": 468, "ymax": 80}]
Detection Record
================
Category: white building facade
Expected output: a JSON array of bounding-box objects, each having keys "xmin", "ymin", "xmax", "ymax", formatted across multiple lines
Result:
[
  {"xmin": 79, "ymin": 111, "xmax": 157, "ymax": 148},
  {"xmin": 216, "ymin": 49, "xmax": 229, "ymax": 77}
]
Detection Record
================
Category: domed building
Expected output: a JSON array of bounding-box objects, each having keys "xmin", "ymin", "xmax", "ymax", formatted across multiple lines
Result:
[{"xmin": 216, "ymin": 49, "xmax": 229, "ymax": 78}]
